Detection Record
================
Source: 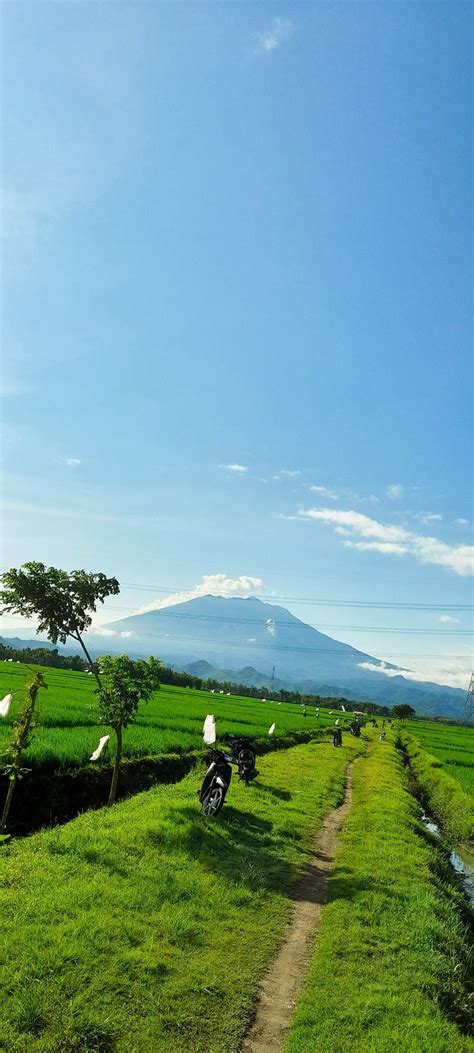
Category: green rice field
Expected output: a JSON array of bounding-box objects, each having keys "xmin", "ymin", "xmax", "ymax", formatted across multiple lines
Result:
[
  {"xmin": 406, "ymin": 720, "xmax": 474, "ymax": 797},
  {"xmin": 0, "ymin": 662, "xmax": 341, "ymax": 774}
]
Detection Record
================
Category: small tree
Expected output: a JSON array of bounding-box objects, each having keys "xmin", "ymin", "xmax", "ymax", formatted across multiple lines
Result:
[
  {"xmin": 391, "ymin": 704, "xmax": 416, "ymax": 720},
  {"xmin": 0, "ymin": 562, "xmax": 120, "ymax": 687},
  {"xmin": 96, "ymin": 654, "xmax": 162, "ymax": 805},
  {"xmin": 1, "ymin": 672, "xmax": 47, "ymax": 832}
]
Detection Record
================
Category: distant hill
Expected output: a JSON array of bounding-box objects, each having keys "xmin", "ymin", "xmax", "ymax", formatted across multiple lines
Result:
[
  {"xmin": 0, "ymin": 636, "xmax": 56, "ymax": 652},
  {"xmin": 182, "ymin": 659, "xmax": 288, "ymax": 691},
  {"xmin": 102, "ymin": 594, "xmax": 466, "ymax": 717}
]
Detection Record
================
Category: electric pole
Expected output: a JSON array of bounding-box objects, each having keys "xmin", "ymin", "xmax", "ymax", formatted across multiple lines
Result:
[{"xmin": 463, "ymin": 673, "xmax": 474, "ymax": 726}]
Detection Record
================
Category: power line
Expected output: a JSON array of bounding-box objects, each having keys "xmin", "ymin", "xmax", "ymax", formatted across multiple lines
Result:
[
  {"xmin": 2, "ymin": 604, "xmax": 472, "ymax": 637},
  {"xmin": 86, "ymin": 627, "xmax": 473, "ymax": 665},
  {"xmin": 94, "ymin": 603, "xmax": 473, "ymax": 635},
  {"xmin": 1, "ymin": 619, "xmax": 469, "ymax": 661},
  {"xmin": 119, "ymin": 581, "xmax": 472, "ymax": 612},
  {"xmin": 0, "ymin": 568, "xmax": 471, "ymax": 611}
]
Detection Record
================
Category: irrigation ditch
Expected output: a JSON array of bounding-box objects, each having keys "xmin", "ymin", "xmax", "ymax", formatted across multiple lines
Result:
[
  {"xmin": 0, "ymin": 727, "xmax": 326, "ymax": 838},
  {"xmin": 396, "ymin": 732, "xmax": 474, "ymax": 908}
]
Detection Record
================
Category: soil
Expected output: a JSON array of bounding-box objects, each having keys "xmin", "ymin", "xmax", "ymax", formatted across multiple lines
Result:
[{"xmin": 240, "ymin": 765, "xmax": 354, "ymax": 1053}]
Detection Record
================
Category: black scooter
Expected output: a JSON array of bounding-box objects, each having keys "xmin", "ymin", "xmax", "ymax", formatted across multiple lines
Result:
[
  {"xmin": 198, "ymin": 747, "xmax": 233, "ymax": 816},
  {"xmin": 225, "ymin": 734, "xmax": 257, "ymax": 785}
]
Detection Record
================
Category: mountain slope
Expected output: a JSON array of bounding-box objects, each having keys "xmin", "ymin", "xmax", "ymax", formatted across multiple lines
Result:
[{"xmin": 103, "ymin": 594, "xmax": 465, "ymax": 716}]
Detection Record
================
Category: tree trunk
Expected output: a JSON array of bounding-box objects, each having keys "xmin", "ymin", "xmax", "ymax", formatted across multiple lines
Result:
[
  {"xmin": 0, "ymin": 776, "xmax": 16, "ymax": 833},
  {"xmin": 74, "ymin": 633, "xmax": 102, "ymax": 689},
  {"xmin": 0, "ymin": 674, "xmax": 43, "ymax": 833},
  {"xmin": 108, "ymin": 724, "xmax": 123, "ymax": 805}
]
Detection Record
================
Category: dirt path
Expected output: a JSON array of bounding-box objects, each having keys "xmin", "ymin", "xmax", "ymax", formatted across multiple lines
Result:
[{"xmin": 240, "ymin": 764, "xmax": 354, "ymax": 1053}]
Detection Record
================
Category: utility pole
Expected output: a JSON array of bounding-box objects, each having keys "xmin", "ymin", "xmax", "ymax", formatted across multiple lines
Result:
[
  {"xmin": 463, "ymin": 673, "xmax": 474, "ymax": 726},
  {"xmin": 270, "ymin": 665, "xmax": 275, "ymax": 692}
]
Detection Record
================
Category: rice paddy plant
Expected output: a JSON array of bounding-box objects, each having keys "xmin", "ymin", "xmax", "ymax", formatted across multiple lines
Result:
[
  {"xmin": 405, "ymin": 721, "xmax": 474, "ymax": 798},
  {"xmin": 0, "ymin": 663, "xmax": 336, "ymax": 777}
]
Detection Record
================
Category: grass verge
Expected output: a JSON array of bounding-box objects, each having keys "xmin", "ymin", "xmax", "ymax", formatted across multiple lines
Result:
[
  {"xmin": 0, "ymin": 726, "xmax": 323, "ymax": 836},
  {"xmin": 285, "ymin": 737, "xmax": 474, "ymax": 1053},
  {"xmin": 400, "ymin": 731, "xmax": 474, "ymax": 848},
  {"xmin": 0, "ymin": 737, "xmax": 362, "ymax": 1052}
]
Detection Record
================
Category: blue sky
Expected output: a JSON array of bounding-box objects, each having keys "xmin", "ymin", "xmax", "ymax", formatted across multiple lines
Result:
[{"xmin": 2, "ymin": 2, "xmax": 472, "ymax": 689}]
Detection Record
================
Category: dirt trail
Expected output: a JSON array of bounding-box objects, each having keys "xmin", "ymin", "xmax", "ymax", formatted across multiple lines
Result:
[{"xmin": 240, "ymin": 764, "xmax": 354, "ymax": 1053}]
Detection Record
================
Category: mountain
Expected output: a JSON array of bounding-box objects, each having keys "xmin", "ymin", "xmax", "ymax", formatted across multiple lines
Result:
[
  {"xmin": 102, "ymin": 594, "xmax": 466, "ymax": 717},
  {"xmin": 0, "ymin": 636, "xmax": 57, "ymax": 651},
  {"xmin": 182, "ymin": 660, "xmax": 288, "ymax": 690}
]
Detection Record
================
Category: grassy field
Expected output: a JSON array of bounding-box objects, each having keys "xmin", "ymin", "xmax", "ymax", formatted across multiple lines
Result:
[
  {"xmin": 0, "ymin": 663, "xmax": 347, "ymax": 774},
  {"xmin": 406, "ymin": 720, "xmax": 474, "ymax": 797},
  {"xmin": 1, "ymin": 735, "xmax": 472, "ymax": 1052},
  {"xmin": 285, "ymin": 737, "xmax": 474, "ymax": 1053},
  {"xmin": 0, "ymin": 738, "xmax": 364, "ymax": 1053},
  {"xmin": 400, "ymin": 731, "xmax": 474, "ymax": 848}
]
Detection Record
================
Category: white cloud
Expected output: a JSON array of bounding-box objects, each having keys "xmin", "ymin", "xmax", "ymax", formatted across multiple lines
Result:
[
  {"xmin": 358, "ymin": 659, "xmax": 471, "ymax": 692},
  {"xmin": 136, "ymin": 573, "xmax": 263, "ymax": 615},
  {"xmin": 439, "ymin": 615, "xmax": 460, "ymax": 624},
  {"xmin": 386, "ymin": 484, "xmax": 404, "ymax": 500},
  {"xmin": 274, "ymin": 469, "xmax": 301, "ymax": 479},
  {"xmin": 418, "ymin": 513, "xmax": 442, "ymax": 525},
  {"xmin": 343, "ymin": 540, "xmax": 408, "ymax": 556},
  {"xmin": 346, "ymin": 491, "xmax": 380, "ymax": 505},
  {"xmin": 219, "ymin": 463, "xmax": 248, "ymax": 473},
  {"xmin": 298, "ymin": 506, "xmax": 474, "ymax": 577},
  {"xmin": 248, "ymin": 637, "xmax": 257, "ymax": 643},
  {"xmin": 310, "ymin": 485, "xmax": 339, "ymax": 500},
  {"xmin": 456, "ymin": 518, "xmax": 470, "ymax": 525},
  {"xmin": 266, "ymin": 618, "xmax": 277, "ymax": 637},
  {"xmin": 413, "ymin": 537, "xmax": 473, "ymax": 576},
  {"xmin": 90, "ymin": 626, "xmax": 135, "ymax": 639},
  {"xmin": 257, "ymin": 17, "xmax": 293, "ymax": 54},
  {"xmin": 274, "ymin": 513, "xmax": 306, "ymax": 522},
  {"xmin": 58, "ymin": 457, "xmax": 81, "ymax": 467},
  {"xmin": 301, "ymin": 508, "xmax": 410, "ymax": 543}
]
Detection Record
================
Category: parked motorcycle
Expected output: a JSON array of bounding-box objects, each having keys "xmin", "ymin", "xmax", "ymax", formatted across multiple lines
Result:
[
  {"xmin": 225, "ymin": 734, "xmax": 257, "ymax": 785},
  {"xmin": 198, "ymin": 747, "xmax": 233, "ymax": 816}
]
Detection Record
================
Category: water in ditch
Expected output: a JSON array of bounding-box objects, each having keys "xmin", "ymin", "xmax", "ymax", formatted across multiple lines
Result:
[{"xmin": 421, "ymin": 812, "xmax": 474, "ymax": 906}]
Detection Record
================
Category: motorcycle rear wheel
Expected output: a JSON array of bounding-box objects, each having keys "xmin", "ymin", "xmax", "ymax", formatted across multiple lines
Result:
[{"xmin": 238, "ymin": 749, "xmax": 256, "ymax": 782}]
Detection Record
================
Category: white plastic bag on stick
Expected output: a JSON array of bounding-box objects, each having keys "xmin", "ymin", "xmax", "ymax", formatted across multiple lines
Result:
[
  {"xmin": 203, "ymin": 714, "xmax": 216, "ymax": 745},
  {"xmin": 268, "ymin": 723, "xmax": 276, "ymax": 735},
  {"xmin": 0, "ymin": 693, "xmax": 12, "ymax": 718},
  {"xmin": 90, "ymin": 735, "xmax": 109, "ymax": 761}
]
